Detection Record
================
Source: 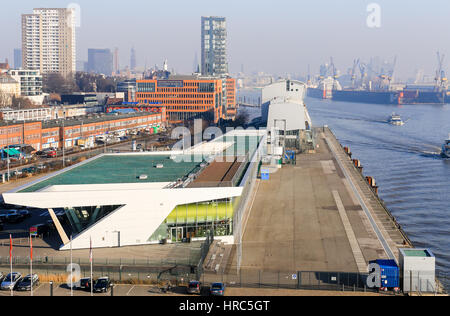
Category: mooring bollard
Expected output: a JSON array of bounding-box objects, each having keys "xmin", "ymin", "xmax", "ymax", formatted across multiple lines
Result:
[
  {"xmin": 111, "ymin": 284, "xmax": 114, "ymax": 296},
  {"xmin": 50, "ymin": 281, "xmax": 53, "ymax": 296}
]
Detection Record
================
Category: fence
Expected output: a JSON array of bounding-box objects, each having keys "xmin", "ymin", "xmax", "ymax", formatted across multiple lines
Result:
[
  {"xmin": 197, "ymin": 269, "xmax": 449, "ymax": 294},
  {"xmin": 232, "ymin": 134, "xmax": 265, "ymax": 271},
  {"xmin": 0, "ymin": 255, "xmax": 199, "ymax": 268},
  {"xmin": 196, "ymin": 231, "xmax": 214, "ymax": 280}
]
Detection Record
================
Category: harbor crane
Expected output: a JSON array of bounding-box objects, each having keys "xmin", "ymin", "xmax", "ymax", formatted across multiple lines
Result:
[
  {"xmin": 386, "ymin": 56, "xmax": 397, "ymax": 88},
  {"xmin": 350, "ymin": 59, "xmax": 360, "ymax": 88},
  {"xmin": 329, "ymin": 57, "xmax": 341, "ymax": 90},
  {"xmin": 359, "ymin": 62, "xmax": 368, "ymax": 89},
  {"xmin": 435, "ymin": 52, "xmax": 448, "ymax": 91}
]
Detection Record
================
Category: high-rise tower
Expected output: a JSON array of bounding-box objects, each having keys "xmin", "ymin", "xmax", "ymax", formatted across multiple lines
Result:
[
  {"xmin": 201, "ymin": 16, "xmax": 228, "ymax": 77},
  {"xmin": 22, "ymin": 8, "xmax": 76, "ymax": 77}
]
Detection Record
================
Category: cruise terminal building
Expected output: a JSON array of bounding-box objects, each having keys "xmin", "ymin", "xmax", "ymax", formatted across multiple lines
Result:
[{"xmin": 2, "ymin": 129, "xmax": 265, "ymax": 250}]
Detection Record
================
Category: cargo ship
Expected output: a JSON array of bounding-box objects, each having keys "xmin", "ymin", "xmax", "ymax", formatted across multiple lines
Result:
[
  {"xmin": 332, "ymin": 89, "xmax": 401, "ymax": 105},
  {"xmin": 307, "ymin": 87, "xmax": 329, "ymax": 99},
  {"xmin": 401, "ymin": 90, "xmax": 446, "ymax": 104}
]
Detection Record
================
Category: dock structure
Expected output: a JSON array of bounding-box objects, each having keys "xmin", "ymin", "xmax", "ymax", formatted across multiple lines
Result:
[{"xmin": 233, "ymin": 127, "xmax": 411, "ymax": 274}]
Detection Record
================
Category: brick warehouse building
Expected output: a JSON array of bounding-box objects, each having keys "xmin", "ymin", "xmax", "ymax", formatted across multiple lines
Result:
[
  {"xmin": 135, "ymin": 75, "xmax": 237, "ymax": 124},
  {"xmin": 0, "ymin": 111, "xmax": 165, "ymax": 152}
]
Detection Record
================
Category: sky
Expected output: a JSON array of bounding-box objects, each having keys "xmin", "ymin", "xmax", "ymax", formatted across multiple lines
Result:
[{"xmin": 1, "ymin": 0, "xmax": 450, "ymax": 81}]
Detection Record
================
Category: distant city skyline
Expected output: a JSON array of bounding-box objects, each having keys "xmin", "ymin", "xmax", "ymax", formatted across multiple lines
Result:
[{"xmin": 2, "ymin": 0, "xmax": 450, "ymax": 80}]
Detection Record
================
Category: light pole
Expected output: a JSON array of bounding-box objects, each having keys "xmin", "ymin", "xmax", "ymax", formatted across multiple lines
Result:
[
  {"xmin": 62, "ymin": 111, "xmax": 65, "ymax": 168},
  {"xmin": 6, "ymin": 120, "xmax": 9, "ymax": 182}
]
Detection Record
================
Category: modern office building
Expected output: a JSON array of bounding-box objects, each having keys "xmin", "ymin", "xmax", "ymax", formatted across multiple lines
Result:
[
  {"xmin": 22, "ymin": 8, "xmax": 76, "ymax": 77},
  {"xmin": 87, "ymin": 49, "xmax": 113, "ymax": 76},
  {"xmin": 8, "ymin": 69, "xmax": 44, "ymax": 104},
  {"xmin": 117, "ymin": 79, "xmax": 137, "ymax": 102},
  {"xmin": 136, "ymin": 75, "xmax": 227, "ymax": 123},
  {"xmin": 14, "ymin": 49, "xmax": 22, "ymax": 69},
  {"xmin": 225, "ymin": 77, "xmax": 237, "ymax": 118},
  {"xmin": 201, "ymin": 16, "xmax": 228, "ymax": 76}
]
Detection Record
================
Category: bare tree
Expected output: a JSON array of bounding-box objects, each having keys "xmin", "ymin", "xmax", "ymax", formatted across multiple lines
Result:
[
  {"xmin": 0, "ymin": 90, "xmax": 12, "ymax": 108},
  {"xmin": 11, "ymin": 96, "xmax": 35, "ymax": 109}
]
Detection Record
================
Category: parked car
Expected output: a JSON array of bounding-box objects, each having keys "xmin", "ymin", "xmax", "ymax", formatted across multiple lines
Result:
[
  {"xmin": 15, "ymin": 274, "xmax": 39, "ymax": 291},
  {"xmin": 0, "ymin": 272, "xmax": 22, "ymax": 291},
  {"xmin": 19, "ymin": 209, "xmax": 32, "ymax": 219},
  {"xmin": 46, "ymin": 150, "xmax": 57, "ymax": 158},
  {"xmin": 5, "ymin": 210, "xmax": 23, "ymax": 223},
  {"xmin": 22, "ymin": 167, "xmax": 37, "ymax": 174},
  {"xmin": 37, "ymin": 164, "xmax": 46, "ymax": 170},
  {"xmin": 78, "ymin": 277, "xmax": 91, "ymax": 291},
  {"xmin": 187, "ymin": 281, "xmax": 202, "ymax": 295},
  {"xmin": 11, "ymin": 169, "xmax": 23, "ymax": 177},
  {"xmin": 210, "ymin": 282, "xmax": 225, "ymax": 296},
  {"xmin": 46, "ymin": 220, "xmax": 56, "ymax": 230},
  {"xmin": 0, "ymin": 213, "xmax": 8, "ymax": 223},
  {"xmin": 93, "ymin": 277, "xmax": 111, "ymax": 293},
  {"xmin": 0, "ymin": 273, "xmax": 4, "ymax": 283}
]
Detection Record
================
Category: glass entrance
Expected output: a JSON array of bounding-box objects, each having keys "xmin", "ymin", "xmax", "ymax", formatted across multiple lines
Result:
[{"xmin": 171, "ymin": 227, "xmax": 183, "ymax": 242}]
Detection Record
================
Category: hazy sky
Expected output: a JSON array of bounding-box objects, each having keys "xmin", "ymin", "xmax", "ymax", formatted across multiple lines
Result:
[{"xmin": 2, "ymin": 0, "xmax": 450, "ymax": 80}]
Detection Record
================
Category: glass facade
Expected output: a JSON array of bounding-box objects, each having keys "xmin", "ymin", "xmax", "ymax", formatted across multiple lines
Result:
[
  {"xmin": 148, "ymin": 198, "xmax": 235, "ymax": 243},
  {"xmin": 64, "ymin": 205, "xmax": 123, "ymax": 235}
]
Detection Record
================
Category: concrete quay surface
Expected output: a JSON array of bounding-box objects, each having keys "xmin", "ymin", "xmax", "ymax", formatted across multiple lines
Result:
[{"xmin": 237, "ymin": 128, "xmax": 411, "ymax": 274}]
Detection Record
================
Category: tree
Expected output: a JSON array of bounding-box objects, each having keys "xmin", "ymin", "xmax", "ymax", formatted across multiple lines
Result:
[
  {"xmin": 11, "ymin": 96, "xmax": 35, "ymax": 109},
  {"xmin": 43, "ymin": 73, "xmax": 78, "ymax": 94},
  {"xmin": 0, "ymin": 90, "xmax": 11, "ymax": 108}
]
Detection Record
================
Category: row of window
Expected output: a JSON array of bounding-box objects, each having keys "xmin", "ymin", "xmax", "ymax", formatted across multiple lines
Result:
[{"xmin": 64, "ymin": 116, "xmax": 162, "ymax": 135}]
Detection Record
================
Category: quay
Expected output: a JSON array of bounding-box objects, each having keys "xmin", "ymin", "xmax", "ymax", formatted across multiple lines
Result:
[{"xmin": 231, "ymin": 126, "xmax": 411, "ymax": 274}]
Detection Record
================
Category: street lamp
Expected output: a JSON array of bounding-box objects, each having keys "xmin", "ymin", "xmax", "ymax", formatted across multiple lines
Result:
[{"xmin": 62, "ymin": 111, "xmax": 65, "ymax": 168}]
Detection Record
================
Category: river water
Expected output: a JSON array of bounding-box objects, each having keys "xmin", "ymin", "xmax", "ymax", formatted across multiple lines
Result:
[{"xmin": 240, "ymin": 98, "xmax": 450, "ymax": 288}]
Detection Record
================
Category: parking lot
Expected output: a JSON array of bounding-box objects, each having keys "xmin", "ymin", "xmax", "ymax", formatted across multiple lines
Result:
[{"xmin": 0, "ymin": 280, "xmax": 214, "ymax": 296}]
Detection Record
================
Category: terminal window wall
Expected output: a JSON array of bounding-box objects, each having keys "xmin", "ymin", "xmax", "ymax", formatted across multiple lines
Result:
[
  {"xmin": 64, "ymin": 205, "xmax": 124, "ymax": 235},
  {"xmin": 148, "ymin": 198, "xmax": 234, "ymax": 242}
]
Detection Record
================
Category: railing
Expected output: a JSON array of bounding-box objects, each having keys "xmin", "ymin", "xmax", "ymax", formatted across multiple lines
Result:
[
  {"xmin": 196, "ymin": 231, "xmax": 214, "ymax": 280},
  {"xmin": 0, "ymin": 254, "xmax": 200, "ymax": 268},
  {"xmin": 323, "ymin": 126, "xmax": 413, "ymax": 247}
]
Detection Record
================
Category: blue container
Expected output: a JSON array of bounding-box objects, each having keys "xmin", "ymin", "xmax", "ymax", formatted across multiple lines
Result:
[
  {"xmin": 261, "ymin": 169, "xmax": 270, "ymax": 180},
  {"xmin": 369, "ymin": 259, "xmax": 400, "ymax": 289}
]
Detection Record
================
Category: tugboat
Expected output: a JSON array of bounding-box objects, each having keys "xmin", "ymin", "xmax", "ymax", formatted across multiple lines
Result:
[
  {"xmin": 388, "ymin": 113, "xmax": 404, "ymax": 126},
  {"xmin": 442, "ymin": 135, "xmax": 450, "ymax": 158}
]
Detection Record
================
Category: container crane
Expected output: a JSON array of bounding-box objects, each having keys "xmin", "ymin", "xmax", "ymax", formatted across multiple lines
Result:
[
  {"xmin": 350, "ymin": 59, "xmax": 360, "ymax": 88},
  {"xmin": 359, "ymin": 62, "xmax": 368, "ymax": 89},
  {"xmin": 435, "ymin": 52, "xmax": 448, "ymax": 91}
]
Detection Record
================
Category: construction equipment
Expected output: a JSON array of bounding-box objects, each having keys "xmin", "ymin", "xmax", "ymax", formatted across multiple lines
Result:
[
  {"xmin": 435, "ymin": 52, "xmax": 448, "ymax": 91},
  {"xmin": 350, "ymin": 59, "xmax": 360, "ymax": 88}
]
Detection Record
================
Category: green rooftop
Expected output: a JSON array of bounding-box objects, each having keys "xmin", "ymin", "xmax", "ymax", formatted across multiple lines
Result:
[{"xmin": 20, "ymin": 154, "xmax": 205, "ymax": 193}]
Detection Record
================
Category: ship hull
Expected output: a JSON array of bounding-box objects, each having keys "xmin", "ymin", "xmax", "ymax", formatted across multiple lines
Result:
[
  {"xmin": 332, "ymin": 90, "xmax": 399, "ymax": 105},
  {"xmin": 307, "ymin": 87, "xmax": 331, "ymax": 99},
  {"xmin": 401, "ymin": 90, "xmax": 446, "ymax": 104}
]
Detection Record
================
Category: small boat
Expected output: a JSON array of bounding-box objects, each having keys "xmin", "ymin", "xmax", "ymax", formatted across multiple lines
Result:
[
  {"xmin": 442, "ymin": 135, "xmax": 450, "ymax": 158},
  {"xmin": 388, "ymin": 113, "xmax": 404, "ymax": 126}
]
